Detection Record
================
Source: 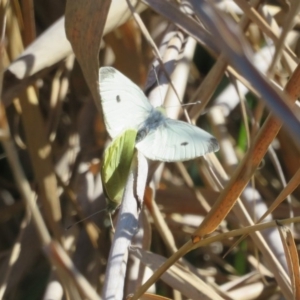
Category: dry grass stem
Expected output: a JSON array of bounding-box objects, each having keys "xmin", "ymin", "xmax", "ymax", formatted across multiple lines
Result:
[{"xmin": 1, "ymin": 1, "xmax": 300, "ymax": 299}]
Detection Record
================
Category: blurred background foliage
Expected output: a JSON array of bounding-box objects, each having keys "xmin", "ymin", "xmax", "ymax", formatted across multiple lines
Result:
[{"xmin": 0, "ymin": 0, "xmax": 300, "ymax": 299}]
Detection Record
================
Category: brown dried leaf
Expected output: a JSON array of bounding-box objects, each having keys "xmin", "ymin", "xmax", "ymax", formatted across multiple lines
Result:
[{"xmin": 65, "ymin": 0, "xmax": 112, "ymax": 107}]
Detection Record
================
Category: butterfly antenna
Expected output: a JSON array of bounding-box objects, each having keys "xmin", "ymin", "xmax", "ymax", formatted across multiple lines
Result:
[
  {"xmin": 165, "ymin": 100, "xmax": 201, "ymax": 108},
  {"xmin": 65, "ymin": 208, "xmax": 106, "ymax": 230},
  {"xmin": 152, "ymin": 64, "xmax": 163, "ymax": 106},
  {"xmin": 151, "ymin": 63, "xmax": 193, "ymax": 124}
]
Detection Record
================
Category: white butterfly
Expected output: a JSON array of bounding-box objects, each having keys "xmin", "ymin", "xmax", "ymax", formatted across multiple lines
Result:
[{"xmin": 99, "ymin": 67, "xmax": 219, "ymax": 162}]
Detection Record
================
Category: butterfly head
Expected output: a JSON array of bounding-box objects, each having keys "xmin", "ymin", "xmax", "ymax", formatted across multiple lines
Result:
[{"xmin": 155, "ymin": 106, "xmax": 166, "ymax": 116}]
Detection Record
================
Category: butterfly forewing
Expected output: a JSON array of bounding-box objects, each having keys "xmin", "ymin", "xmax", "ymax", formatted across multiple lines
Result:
[{"xmin": 99, "ymin": 67, "xmax": 154, "ymax": 139}]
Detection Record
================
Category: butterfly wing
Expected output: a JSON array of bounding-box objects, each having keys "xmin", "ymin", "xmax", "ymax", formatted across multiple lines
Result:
[
  {"xmin": 99, "ymin": 67, "xmax": 154, "ymax": 138},
  {"xmin": 136, "ymin": 118, "xmax": 219, "ymax": 162},
  {"xmin": 101, "ymin": 129, "xmax": 137, "ymax": 212}
]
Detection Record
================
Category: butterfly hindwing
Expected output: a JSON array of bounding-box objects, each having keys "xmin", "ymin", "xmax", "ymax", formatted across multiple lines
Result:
[
  {"xmin": 136, "ymin": 118, "xmax": 219, "ymax": 162},
  {"xmin": 101, "ymin": 129, "xmax": 137, "ymax": 211}
]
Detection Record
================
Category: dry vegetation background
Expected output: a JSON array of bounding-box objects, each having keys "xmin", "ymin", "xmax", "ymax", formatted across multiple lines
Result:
[{"xmin": 1, "ymin": 0, "xmax": 300, "ymax": 299}]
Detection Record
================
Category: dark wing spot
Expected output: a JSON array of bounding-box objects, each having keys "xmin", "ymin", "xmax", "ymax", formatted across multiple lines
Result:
[
  {"xmin": 116, "ymin": 95, "xmax": 121, "ymax": 102},
  {"xmin": 209, "ymin": 137, "xmax": 220, "ymax": 152},
  {"xmin": 181, "ymin": 142, "xmax": 188, "ymax": 146},
  {"xmin": 100, "ymin": 66, "xmax": 116, "ymax": 79}
]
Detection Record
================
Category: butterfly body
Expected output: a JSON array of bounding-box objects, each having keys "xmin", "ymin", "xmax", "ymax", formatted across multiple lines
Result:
[
  {"xmin": 99, "ymin": 67, "xmax": 219, "ymax": 162},
  {"xmin": 136, "ymin": 109, "xmax": 166, "ymax": 142}
]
